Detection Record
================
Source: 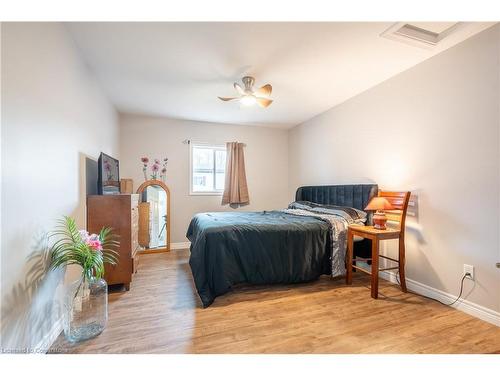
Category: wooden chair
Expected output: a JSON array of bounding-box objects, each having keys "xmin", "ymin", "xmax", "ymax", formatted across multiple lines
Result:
[{"xmin": 346, "ymin": 191, "xmax": 411, "ymax": 298}]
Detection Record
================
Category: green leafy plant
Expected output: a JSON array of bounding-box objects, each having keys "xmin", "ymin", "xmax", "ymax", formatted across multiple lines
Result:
[{"xmin": 50, "ymin": 216, "xmax": 119, "ymax": 280}]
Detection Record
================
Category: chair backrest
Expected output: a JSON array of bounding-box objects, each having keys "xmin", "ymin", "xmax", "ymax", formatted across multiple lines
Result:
[{"xmin": 378, "ymin": 191, "xmax": 411, "ymax": 230}]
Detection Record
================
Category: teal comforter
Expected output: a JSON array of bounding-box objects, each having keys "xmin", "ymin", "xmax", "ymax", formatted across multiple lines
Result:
[{"xmin": 186, "ymin": 211, "xmax": 331, "ymax": 307}]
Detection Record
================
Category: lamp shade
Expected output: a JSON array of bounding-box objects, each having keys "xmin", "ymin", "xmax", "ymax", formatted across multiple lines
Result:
[{"xmin": 365, "ymin": 197, "xmax": 394, "ymax": 211}]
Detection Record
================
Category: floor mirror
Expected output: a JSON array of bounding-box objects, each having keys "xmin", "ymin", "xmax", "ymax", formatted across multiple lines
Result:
[{"xmin": 136, "ymin": 180, "xmax": 170, "ymax": 253}]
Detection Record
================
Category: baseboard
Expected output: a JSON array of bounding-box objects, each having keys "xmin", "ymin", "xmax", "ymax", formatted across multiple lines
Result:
[
  {"xmin": 379, "ymin": 270, "xmax": 500, "ymax": 327},
  {"xmin": 33, "ymin": 317, "xmax": 63, "ymax": 354},
  {"xmin": 171, "ymin": 241, "xmax": 190, "ymax": 250}
]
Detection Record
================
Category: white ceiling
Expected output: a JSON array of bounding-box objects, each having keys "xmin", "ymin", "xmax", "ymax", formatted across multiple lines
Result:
[{"xmin": 66, "ymin": 22, "xmax": 495, "ymax": 129}]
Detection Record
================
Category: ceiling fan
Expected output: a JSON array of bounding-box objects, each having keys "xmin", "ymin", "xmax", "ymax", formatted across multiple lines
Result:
[{"xmin": 218, "ymin": 76, "xmax": 273, "ymax": 108}]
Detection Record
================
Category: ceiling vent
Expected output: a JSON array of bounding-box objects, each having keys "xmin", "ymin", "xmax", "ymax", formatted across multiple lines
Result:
[{"xmin": 381, "ymin": 22, "xmax": 460, "ymax": 49}]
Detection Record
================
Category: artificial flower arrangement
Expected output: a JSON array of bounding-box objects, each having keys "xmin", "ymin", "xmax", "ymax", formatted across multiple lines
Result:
[
  {"xmin": 141, "ymin": 156, "xmax": 168, "ymax": 182},
  {"xmin": 50, "ymin": 216, "xmax": 119, "ymax": 280},
  {"xmin": 50, "ymin": 216, "xmax": 119, "ymax": 342}
]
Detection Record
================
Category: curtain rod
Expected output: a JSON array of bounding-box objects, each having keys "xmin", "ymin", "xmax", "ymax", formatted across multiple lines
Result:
[{"xmin": 182, "ymin": 139, "xmax": 246, "ymax": 146}]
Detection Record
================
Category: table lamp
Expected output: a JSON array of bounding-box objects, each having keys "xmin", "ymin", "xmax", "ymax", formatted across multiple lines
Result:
[{"xmin": 365, "ymin": 197, "xmax": 394, "ymax": 230}]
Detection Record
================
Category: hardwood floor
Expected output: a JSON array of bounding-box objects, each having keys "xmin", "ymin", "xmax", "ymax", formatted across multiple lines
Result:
[{"xmin": 52, "ymin": 250, "xmax": 500, "ymax": 354}]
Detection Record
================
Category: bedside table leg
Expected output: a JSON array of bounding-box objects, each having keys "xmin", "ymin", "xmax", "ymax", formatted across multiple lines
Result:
[
  {"xmin": 371, "ymin": 239, "xmax": 379, "ymax": 299},
  {"xmin": 398, "ymin": 237, "xmax": 407, "ymax": 293},
  {"xmin": 346, "ymin": 230, "xmax": 354, "ymax": 285}
]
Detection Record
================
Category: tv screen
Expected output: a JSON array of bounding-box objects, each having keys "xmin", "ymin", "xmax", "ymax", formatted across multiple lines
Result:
[{"xmin": 98, "ymin": 152, "xmax": 120, "ymax": 195}]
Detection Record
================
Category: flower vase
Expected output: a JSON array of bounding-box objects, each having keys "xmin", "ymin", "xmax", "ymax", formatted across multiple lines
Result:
[{"xmin": 63, "ymin": 276, "xmax": 108, "ymax": 343}]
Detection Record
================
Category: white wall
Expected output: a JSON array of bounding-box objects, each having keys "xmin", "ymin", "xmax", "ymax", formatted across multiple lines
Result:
[
  {"xmin": 119, "ymin": 113, "xmax": 289, "ymax": 243},
  {"xmin": 1, "ymin": 23, "xmax": 119, "ymax": 350},
  {"xmin": 289, "ymin": 25, "xmax": 500, "ymax": 314}
]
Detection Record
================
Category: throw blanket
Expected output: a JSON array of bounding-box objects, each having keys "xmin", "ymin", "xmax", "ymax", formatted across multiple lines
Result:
[
  {"xmin": 288, "ymin": 200, "xmax": 367, "ymax": 224},
  {"xmin": 282, "ymin": 208, "xmax": 351, "ymax": 278}
]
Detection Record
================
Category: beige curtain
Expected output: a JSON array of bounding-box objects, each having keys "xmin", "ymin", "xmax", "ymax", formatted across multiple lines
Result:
[{"xmin": 222, "ymin": 142, "xmax": 249, "ymax": 206}]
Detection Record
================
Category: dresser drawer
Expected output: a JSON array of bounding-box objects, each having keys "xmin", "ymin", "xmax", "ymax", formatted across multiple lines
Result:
[
  {"xmin": 132, "ymin": 232, "xmax": 139, "ymax": 254},
  {"xmin": 132, "ymin": 254, "xmax": 139, "ymax": 274},
  {"xmin": 131, "ymin": 208, "xmax": 139, "ymax": 251},
  {"xmin": 131, "ymin": 203, "xmax": 139, "ymax": 220},
  {"xmin": 131, "ymin": 193, "xmax": 139, "ymax": 208},
  {"xmin": 131, "ymin": 208, "xmax": 139, "ymax": 231},
  {"xmin": 131, "ymin": 197, "xmax": 139, "ymax": 247}
]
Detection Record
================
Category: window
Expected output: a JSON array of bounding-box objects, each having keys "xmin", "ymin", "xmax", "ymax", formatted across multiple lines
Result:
[{"xmin": 190, "ymin": 143, "xmax": 226, "ymax": 195}]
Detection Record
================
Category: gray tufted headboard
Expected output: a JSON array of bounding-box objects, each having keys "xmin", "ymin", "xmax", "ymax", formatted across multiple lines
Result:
[{"xmin": 295, "ymin": 184, "xmax": 378, "ymax": 212}]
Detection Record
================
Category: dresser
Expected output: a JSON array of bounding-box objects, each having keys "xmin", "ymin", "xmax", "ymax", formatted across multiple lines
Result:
[{"xmin": 87, "ymin": 194, "xmax": 139, "ymax": 290}]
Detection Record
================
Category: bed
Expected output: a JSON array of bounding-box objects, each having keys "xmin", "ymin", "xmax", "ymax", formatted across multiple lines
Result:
[{"xmin": 187, "ymin": 184, "xmax": 378, "ymax": 307}]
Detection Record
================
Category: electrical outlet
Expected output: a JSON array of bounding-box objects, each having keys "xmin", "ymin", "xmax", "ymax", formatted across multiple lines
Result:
[{"xmin": 463, "ymin": 264, "xmax": 474, "ymax": 280}]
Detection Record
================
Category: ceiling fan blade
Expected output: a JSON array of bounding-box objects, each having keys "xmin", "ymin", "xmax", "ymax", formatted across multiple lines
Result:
[
  {"xmin": 256, "ymin": 97, "xmax": 273, "ymax": 108},
  {"xmin": 255, "ymin": 84, "xmax": 272, "ymax": 98},
  {"xmin": 234, "ymin": 83, "xmax": 245, "ymax": 95},
  {"xmin": 218, "ymin": 96, "xmax": 238, "ymax": 101}
]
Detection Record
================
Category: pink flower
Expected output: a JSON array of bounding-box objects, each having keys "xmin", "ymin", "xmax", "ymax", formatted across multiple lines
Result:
[
  {"xmin": 80, "ymin": 232, "xmax": 103, "ymax": 251},
  {"xmin": 88, "ymin": 239, "xmax": 103, "ymax": 251},
  {"xmin": 151, "ymin": 164, "xmax": 159, "ymax": 172},
  {"xmin": 141, "ymin": 157, "xmax": 149, "ymax": 164},
  {"xmin": 88, "ymin": 234, "xmax": 102, "ymax": 251}
]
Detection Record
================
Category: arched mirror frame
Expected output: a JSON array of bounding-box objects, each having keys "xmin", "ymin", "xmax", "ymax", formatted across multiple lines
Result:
[{"xmin": 136, "ymin": 179, "xmax": 171, "ymax": 254}]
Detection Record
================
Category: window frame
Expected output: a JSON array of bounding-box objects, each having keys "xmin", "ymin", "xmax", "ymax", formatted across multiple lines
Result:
[{"xmin": 189, "ymin": 142, "xmax": 227, "ymax": 196}]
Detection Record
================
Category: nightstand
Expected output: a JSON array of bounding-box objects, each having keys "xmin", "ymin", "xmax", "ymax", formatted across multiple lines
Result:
[{"xmin": 346, "ymin": 191, "xmax": 411, "ymax": 298}]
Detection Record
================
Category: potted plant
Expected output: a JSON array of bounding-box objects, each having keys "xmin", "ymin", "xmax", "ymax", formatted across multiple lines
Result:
[{"xmin": 50, "ymin": 216, "xmax": 119, "ymax": 343}]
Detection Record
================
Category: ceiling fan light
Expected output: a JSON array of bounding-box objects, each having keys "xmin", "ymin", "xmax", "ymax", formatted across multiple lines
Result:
[{"xmin": 240, "ymin": 95, "xmax": 257, "ymax": 106}]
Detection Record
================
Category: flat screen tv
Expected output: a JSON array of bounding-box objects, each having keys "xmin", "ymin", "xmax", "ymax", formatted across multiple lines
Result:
[{"xmin": 98, "ymin": 152, "xmax": 120, "ymax": 195}]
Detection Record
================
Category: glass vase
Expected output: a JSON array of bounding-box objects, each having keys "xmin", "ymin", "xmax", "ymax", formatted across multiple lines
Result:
[{"xmin": 63, "ymin": 276, "xmax": 108, "ymax": 343}]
